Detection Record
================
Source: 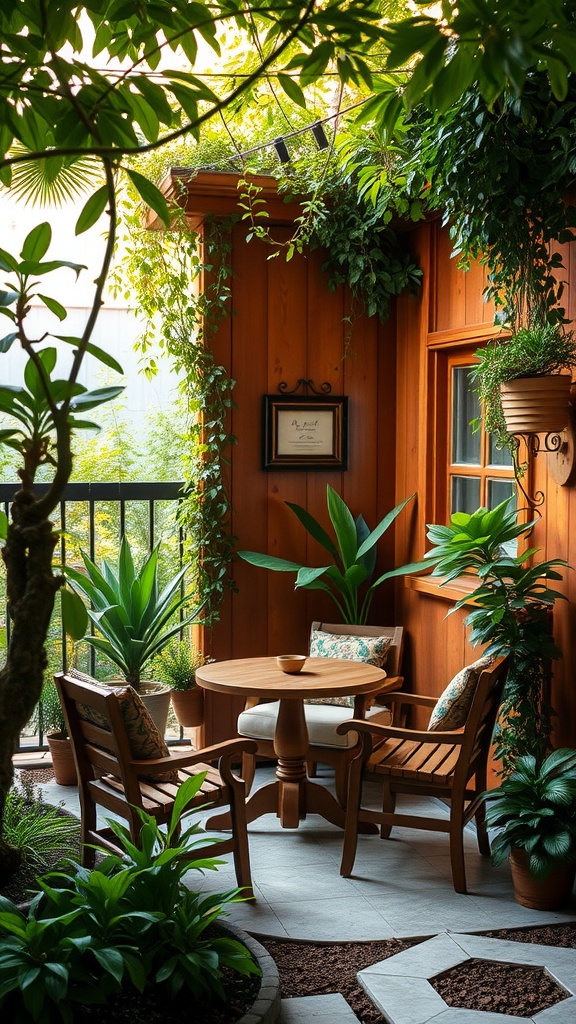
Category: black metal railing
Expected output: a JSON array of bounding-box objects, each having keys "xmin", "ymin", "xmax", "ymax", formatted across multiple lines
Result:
[{"xmin": 0, "ymin": 482, "xmax": 187, "ymax": 752}]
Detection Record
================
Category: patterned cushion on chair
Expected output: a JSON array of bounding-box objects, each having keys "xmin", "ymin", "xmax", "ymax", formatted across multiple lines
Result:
[
  {"xmin": 427, "ymin": 656, "xmax": 494, "ymax": 731},
  {"xmin": 69, "ymin": 668, "xmax": 174, "ymax": 779},
  {"xmin": 306, "ymin": 629, "xmax": 392, "ymax": 707}
]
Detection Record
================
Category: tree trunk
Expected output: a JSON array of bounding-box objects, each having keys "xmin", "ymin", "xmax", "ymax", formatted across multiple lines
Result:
[{"xmin": 0, "ymin": 492, "xmax": 61, "ymax": 878}]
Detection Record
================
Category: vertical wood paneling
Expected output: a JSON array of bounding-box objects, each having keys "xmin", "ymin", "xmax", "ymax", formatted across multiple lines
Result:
[{"xmin": 185, "ymin": 179, "xmax": 576, "ymax": 754}]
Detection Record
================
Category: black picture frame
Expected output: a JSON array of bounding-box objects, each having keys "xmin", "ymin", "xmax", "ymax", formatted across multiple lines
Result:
[{"xmin": 263, "ymin": 394, "xmax": 348, "ymax": 470}]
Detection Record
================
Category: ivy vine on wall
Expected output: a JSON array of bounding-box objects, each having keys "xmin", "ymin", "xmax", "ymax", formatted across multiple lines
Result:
[{"xmin": 117, "ymin": 199, "xmax": 237, "ymax": 627}]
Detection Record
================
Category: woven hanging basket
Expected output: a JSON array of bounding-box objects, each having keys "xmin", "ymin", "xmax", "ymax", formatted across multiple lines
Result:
[{"xmin": 500, "ymin": 373, "xmax": 572, "ymax": 435}]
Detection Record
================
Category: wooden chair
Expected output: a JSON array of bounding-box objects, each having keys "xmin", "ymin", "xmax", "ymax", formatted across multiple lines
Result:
[
  {"xmin": 338, "ymin": 655, "xmax": 509, "ymax": 893},
  {"xmin": 55, "ymin": 672, "xmax": 257, "ymax": 896},
  {"xmin": 237, "ymin": 623, "xmax": 404, "ymax": 807}
]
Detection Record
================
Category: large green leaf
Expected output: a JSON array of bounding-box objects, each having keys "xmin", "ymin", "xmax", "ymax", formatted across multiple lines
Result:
[
  {"xmin": 60, "ymin": 588, "xmax": 88, "ymax": 642},
  {"xmin": 357, "ymin": 493, "xmax": 416, "ymax": 559},
  {"xmin": 20, "ymin": 222, "xmax": 51, "ymax": 262},
  {"xmin": 237, "ymin": 551, "xmax": 303, "ymax": 572},
  {"xmin": 284, "ymin": 501, "xmax": 339, "ymax": 561},
  {"xmin": 326, "ymin": 486, "xmax": 357, "ymax": 569}
]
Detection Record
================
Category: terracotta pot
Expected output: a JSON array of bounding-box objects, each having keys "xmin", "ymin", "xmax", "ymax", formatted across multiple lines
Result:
[
  {"xmin": 500, "ymin": 373, "xmax": 572, "ymax": 435},
  {"xmin": 47, "ymin": 731, "xmax": 77, "ymax": 786},
  {"xmin": 509, "ymin": 848, "xmax": 576, "ymax": 910},
  {"xmin": 170, "ymin": 687, "xmax": 204, "ymax": 728}
]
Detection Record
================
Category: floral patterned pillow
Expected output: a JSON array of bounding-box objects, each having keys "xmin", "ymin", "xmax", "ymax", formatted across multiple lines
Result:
[
  {"xmin": 69, "ymin": 668, "xmax": 174, "ymax": 780},
  {"xmin": 305, "ymin": 629, "xmax": 392, "ymax": 708},
  {"xmin": 427, "ymin": 656, "xmax": 494, "ymax": 731}
]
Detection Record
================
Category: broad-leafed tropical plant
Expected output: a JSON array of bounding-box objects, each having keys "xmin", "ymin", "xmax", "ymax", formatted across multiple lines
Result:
[
  {"xmin": 0, "ymin": 774, "xmax": 260, "ymax": 1023},
  {"xmin": 483, "ymin": 748, "xmax": 576, "ymax": 878},
  {"xmin": 239, "ymin": 486, "xmax": 418, "ymax": 624},
  {"xmin": 416, "ymin": 499, "xmax": 569, "ymax": 773},
  {"xmin": 64, "ymin": 537, "xmax": 204, "ymax": 690}
]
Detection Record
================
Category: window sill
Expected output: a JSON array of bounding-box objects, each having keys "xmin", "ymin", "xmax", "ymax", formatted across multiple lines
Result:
[{"xmin": 404, "ymin": 574, "xmax": 478, "ymax": 603}]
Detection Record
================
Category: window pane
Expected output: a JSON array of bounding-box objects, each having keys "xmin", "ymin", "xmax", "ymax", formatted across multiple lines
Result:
[
  {"xmin": 487, "ymin": 479, "xmax": 516, "ymax": 510},
  {"xmin": 488, "ymin": 435, "xmax": 513, "ymax": 467},
  {"xmin": 451, "ymin": 475, "xmax": 481, "ymax": 514},
  {"xmin": 452, "ymin": 367, "xmax": 481, "ymax": 465}
]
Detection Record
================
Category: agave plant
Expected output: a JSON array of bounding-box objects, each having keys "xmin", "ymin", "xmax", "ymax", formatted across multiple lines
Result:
[
  {"xmin": 483, "ymin": 748, "xmax": 576, "ymax": 878},
  {"xmin": 238, "ymin": 486, "xmax": 417, "ymax": 625},
  {"xmin": 64, "ymin": 537, "xmax": 204, "ymax": 690}
]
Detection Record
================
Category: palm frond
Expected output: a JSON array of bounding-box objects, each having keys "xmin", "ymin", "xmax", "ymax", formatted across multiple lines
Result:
[{"xmin": 7, "ymin": 146, "xmax": 103, "ymax": 206}]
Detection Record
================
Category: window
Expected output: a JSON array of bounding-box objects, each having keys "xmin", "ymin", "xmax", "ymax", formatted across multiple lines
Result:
[{"xmin": 448, "ymin": 354, "xmax": 515, "ymax": 517}]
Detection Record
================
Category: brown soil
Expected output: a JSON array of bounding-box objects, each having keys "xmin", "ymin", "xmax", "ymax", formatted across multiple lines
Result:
[
  {"xmin": 431, "ymin": 958, "xmax": 568, "ymax": 1017},
  {"xmin": 258, "ymin": 923, "xmax": 576, "ymax": 1024}
]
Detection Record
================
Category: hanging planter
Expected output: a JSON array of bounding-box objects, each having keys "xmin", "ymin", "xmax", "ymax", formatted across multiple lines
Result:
[{"xmin": 500, "ymin": 373, "xmax": 573, "ymax": 436}]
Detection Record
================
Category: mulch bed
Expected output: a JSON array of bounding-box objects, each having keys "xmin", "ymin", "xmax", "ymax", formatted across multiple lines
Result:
[{"xmin": 258, "ymin": 923, "xmax": 576, "ymax": 1024}]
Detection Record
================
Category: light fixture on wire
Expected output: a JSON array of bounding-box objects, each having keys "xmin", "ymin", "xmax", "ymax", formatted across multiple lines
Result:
[
  {"xmin": 273, "ymin": 137, "xmax": 291, "ymax": 163},
  {"xmin": 311, "ymin": 121, "xmax": 329, "ymax": 150}
]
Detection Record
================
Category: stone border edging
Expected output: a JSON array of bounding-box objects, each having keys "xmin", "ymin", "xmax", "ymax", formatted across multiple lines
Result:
[{"xmin": 225, "ymin": 923, "xmax": 281, "ymax": 1024}]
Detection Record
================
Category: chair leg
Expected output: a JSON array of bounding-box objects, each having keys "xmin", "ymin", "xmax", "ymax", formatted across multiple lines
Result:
[
  {"xmin": 380, "ymin": 781, "xmax": 396, "ymax": 839},
  {"xmin": 80, "ymin": 796, "xmax": 96, "ymax": 868},
  {"xmin": 241, "ymin": 751, "xmax": 257, "ymax": 797},
  {"xmin": 227, "ymin": 774, "xmax": 254, "ymax": 899},
  {"xmin": 340, "ymin": 756, "xmax": 363, "ymax": 877},
  {"xmin": 449, "ymin": 811, "xmax": 467, "ymax": 894},
  {"xmin": 474, "ymin": 800, "xmax": 491, "ymax": 856},
  {"xmin": 334, "ymin": 760, "xmax": 348, "ymax": 808}
]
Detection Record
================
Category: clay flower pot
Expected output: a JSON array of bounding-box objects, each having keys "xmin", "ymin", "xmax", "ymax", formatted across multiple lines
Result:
[
  {"xmin": 47, "ymin": 731, "xmax": 77, "ymax": 786},
  {"xmin": 170, "ymin": 687, "xmax": 204, "ymax": 728},
  {"xmin": 509, "ymin": 848, "xmax": 576, "ymax": 910}
]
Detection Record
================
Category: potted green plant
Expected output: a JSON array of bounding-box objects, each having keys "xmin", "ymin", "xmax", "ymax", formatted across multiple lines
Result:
[
  {"xmin": 471, "ymin": 322, "xmax": 576, "ymax": 455},
  {"xmin": 153, "ymin": 636, "xmax": 206, "ymax": 728},
  {"xmin": 483, "ymin": 748, "xmax": 576, "ymax": 909},
  {"xmin": 38, "ymin": 679, "xmax": 77, "ymax": 787},
  {"xmin": 64, "ymin": 537, "xmax": 205, "ymax": 735},
  {"xmin": 238, "ymin": 486, "xmax": 418, "ymax": 625},
  {"xmin": 0, "ymin": 774, "xmax": 266, "ymax": 1023},
  {"xmin": 417, "ymin": 498, "xmax": 568, "ymax": 775}
]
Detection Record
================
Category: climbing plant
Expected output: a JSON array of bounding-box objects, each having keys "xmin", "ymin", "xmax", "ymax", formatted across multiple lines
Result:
[{"xmin": 117, "ymin": 195, "xmax": 237, "ymax": 625}]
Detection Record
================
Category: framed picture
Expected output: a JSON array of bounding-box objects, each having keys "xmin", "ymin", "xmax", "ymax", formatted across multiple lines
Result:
[{"xmin": 263, "ymin": 394, "xmax": 348, "ymax": 470}]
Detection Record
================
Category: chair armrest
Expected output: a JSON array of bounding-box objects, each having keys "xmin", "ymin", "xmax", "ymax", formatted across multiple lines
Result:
[
  {"xmin": 336, "ymin": 718, "xmax": 465, "ymax": 745},
  {"xmin": 381, "ymin": 691, "xmax": 438, "ymax": 709},
  {"xmin": 130, "ymin": 737, "xmax": 258, "ymax": 774},
  {"xmin": 373, "ymin": 677, "xmax": 403, "ymax": 704}
]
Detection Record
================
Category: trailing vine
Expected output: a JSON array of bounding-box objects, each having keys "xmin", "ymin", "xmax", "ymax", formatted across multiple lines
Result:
[
  {"xmin": 403, "ymin": 71, "xmax": 576, "ymax": 326},
  {"xmin": 116, "ymin": 198, "xmax": 237, "ymax": 626}
]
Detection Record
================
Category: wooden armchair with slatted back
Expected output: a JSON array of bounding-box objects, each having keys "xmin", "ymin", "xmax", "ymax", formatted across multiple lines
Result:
[
  {"xmin": 337, "ymin": 655, "xmax": 509, "ymax": 893},
  {"xmin": 237, "ymin": 622, "xmax": 404, "ymax": 807},
  {"xmin": 55, "ymin": 671, "xmax": 257, "ymax": 896}
]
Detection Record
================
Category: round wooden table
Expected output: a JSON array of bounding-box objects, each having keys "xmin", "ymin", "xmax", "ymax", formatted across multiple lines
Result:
[{"xmin": 196, "ymin": 656, "xmax": 389, "ymax": 829}]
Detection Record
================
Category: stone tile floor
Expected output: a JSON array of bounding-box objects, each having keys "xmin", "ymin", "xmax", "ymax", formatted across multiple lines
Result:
[{"xmin": 33, "ymin": 762, "xmax": 576, "ymax": 1023}]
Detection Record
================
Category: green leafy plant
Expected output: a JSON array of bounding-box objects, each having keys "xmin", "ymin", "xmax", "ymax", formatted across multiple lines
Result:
[
  {"xmin": 37, "ymin": 678, "xmax": 67, "ymax": 736},
  {"xmin": 418, "ymin": 499, "xmax": 569, "ymax": 774},
  {"xmin": 64, "ymin": 537, "xmax": 205, "ymax": 690},
  {"xmin": 0, "ymin": 774, "xmax": 260, "ymax": 1023},
  {"xmin": 471, "ymin": 323, "xmax": 576, "ymax": 453},
  {"xmin": 2, "ymin": 778, "xmax": 79, "ymax": 876},
  {"xmin": 152, "ymin": 636, "xmax": 205, "ymax": 692},
  {"xmin": 239, "ymin": 486, "xmax": 418, "ymax": 624},
  {"xmin": 483, "ymin": 748, "xmax": 576, "ymax": 878}
]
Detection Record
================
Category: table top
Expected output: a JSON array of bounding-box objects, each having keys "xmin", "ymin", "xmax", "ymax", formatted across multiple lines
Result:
[{"xmin": 195, "ymin": 656, "xmax": 389, "ymax": 700}]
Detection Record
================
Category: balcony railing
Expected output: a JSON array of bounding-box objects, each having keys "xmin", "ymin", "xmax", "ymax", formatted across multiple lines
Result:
[{"xmin": 0, "ymin": 482, "xmax": 186, "ymax": 753}]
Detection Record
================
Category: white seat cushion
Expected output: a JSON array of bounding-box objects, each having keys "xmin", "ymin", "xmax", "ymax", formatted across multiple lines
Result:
[{"xmin": 237, "ymin": 701, "xmax": 390, "ymax": 749}]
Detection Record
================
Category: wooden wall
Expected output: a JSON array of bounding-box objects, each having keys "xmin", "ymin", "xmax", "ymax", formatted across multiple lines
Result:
[{"xmin": 180, "ymin": 172, "xmax": 576, "ymax": 749}]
